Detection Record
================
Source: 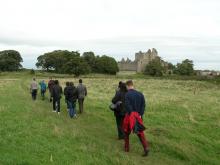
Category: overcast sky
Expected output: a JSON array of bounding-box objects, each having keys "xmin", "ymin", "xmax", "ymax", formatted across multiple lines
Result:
[{"xmin": 0, "ymin": 0, "xmax": 220, "ymax": 70}]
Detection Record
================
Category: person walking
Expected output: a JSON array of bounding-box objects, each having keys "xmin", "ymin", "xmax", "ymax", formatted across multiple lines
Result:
[
  {"xmin": 77, "ymin": 79, "xmax": 87, "ymax": 114},
  {"xmin": 48, "ymin": 77, "xmax": 55, "ymax": 102},
  {"xmin": 66, "ymin": 82, "xmax": 78, "ymax": 118},
  {"xmin": 30, "ymin": 78, "xmax": 38, "ymax": 101},
  {"xmin": 39, "ymin": 80, "xmax": 47, "ymax": 100},
  {"xmin": 64, "ymin": 82, "xmax": 70, "ymax": 111},
  {"xmin": 123, "ymin": 80, "xmax": 149, "ymax": 157},
  {"xmin": 112, "ymin": 82, "xmax": 127, "ymax": 140},
  {"xmin": 51, "ymin": 80, "xmax": 62, "ymax": 114}
]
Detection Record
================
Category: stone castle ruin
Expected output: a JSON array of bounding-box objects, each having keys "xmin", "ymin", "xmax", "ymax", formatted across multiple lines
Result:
[{"xmin": 118, "ymin": 48, "xmax": 167, "ymax": 72}]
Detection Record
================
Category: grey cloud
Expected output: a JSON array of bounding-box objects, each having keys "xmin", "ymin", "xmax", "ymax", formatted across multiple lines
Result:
[{"xmin": 0, "ymin": 35, "xmax": 220, "ymax": 70}]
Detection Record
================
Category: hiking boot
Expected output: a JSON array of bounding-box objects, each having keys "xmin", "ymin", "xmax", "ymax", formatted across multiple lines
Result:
[{"xmin": 142, "ymin": 149, "xmax": 149, "ymax": 157}]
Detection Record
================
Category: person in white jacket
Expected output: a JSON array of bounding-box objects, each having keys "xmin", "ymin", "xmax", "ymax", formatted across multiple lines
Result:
[{"xmin": 30, "ymin": 78, "xmax": 38, "ymax": 101}]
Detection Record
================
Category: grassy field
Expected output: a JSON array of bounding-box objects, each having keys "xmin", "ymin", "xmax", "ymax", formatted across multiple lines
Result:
[{"xmin": 0, "ymin": 72, "xmax": 220, "ymax": 165}]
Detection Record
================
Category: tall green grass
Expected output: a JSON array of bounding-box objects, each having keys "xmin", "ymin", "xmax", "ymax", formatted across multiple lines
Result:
[{"xmin": 0, "ymin": 73, "xmax": 220, "ymax": 164}]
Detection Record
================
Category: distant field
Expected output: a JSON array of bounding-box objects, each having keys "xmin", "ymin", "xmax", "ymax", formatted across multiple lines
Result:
[{"xmin": 0, "ymin": 72, "xmax": 220, "ymax": 165}]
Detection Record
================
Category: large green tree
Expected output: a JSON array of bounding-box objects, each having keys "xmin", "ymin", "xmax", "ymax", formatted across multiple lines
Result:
[
  {"xmin": 82, "ymin": 52, "xmax": 96, "ymax": 72},
  {"xmin": 144, "ymin": 57, "xmax": 165, "ymax": 76},
  {"xmin": 0, "ymin": 50, "xmax": 23, "ymax": 71},
  {"xmin": 95, "ymin": 55, "xmax": 119, "ymax": 75},
  {"xmin": 64, "ymin": 56, "xmax": 91, "ymax": 77},
  {"xmin": 175, "ymin": 59, "xmax": 194, "ymax": 75}
]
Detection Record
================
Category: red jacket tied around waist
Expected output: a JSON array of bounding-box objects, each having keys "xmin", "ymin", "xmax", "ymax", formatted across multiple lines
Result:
[{"xmin": 123, "ymin": 112, "xmax": 146, "ymax": 134}]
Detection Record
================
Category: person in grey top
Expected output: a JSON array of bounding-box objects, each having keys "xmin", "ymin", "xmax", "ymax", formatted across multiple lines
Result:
[
  {"xmin": 77, "ymin": 79, "xmax": 87, "ymax": 113},
  {"xmin": 30, "ymin": 78, "xmax": 38, "ymax": 101}
]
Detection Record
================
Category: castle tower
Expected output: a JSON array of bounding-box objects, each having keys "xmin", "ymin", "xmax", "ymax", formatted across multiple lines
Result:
[{"xmin": 118, "ymin": 48, "xmax": 162, "ymax": 73}]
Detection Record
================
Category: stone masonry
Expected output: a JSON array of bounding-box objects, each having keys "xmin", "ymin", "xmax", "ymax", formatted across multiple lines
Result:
[{"xmin": 118, "ymin": 48, "xmax": 162, "ymax": 72}]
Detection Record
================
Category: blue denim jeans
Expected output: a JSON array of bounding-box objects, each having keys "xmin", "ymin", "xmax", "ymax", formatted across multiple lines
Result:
[{"xmin": 67, "ymin": 101, "xmax": 76, "ymax": 118}]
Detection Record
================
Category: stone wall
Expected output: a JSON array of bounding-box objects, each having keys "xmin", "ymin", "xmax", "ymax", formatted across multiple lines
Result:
[{"xmin": 118, "ymin": 61, "xmax": 137, "ymax": 71}]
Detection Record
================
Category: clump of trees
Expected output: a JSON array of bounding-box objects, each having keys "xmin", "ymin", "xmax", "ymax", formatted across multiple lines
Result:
[
  {"xmin": 144, "ymin": 58, "xmax": 194, "ymax": 76},
  {"xmin": 0, "ymin": 50, "xmax": 23, "ymax": 71},
  {"xmin": 144, "ymin": 57, "xmax": 164, "ymax": 76},
  {"xmin": 36, "ymin": 50, "xmax": 119, "ymax": 76},
  {"xmin": 82, "ymin": 52, "xmax": 119, "ymax": 75},
  {"xmin": 174, "ymin": 59, "xmax": 194, "ymax": 76}
]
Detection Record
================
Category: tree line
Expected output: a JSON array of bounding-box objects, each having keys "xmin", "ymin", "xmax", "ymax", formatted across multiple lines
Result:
[
  {"xmin": 36, "ymin": 50, "xmax": 119, "ymax": 76},
  {"xmin": 0, "ymin": 49, "xmax": 194, "ymax": 77}
]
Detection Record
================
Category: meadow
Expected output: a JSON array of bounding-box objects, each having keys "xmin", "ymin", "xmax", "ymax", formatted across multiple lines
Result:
[{"xmin": 0, "ymin": 72, "xmax": 220, "ymax": 165}]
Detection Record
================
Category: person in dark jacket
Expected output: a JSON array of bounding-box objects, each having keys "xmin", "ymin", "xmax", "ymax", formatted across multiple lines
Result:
[
  {"xmin": 112, "ymin": 82, "xmax": 127, "ymax": 140},
  {"xmin": 77, "ymin": 79, "xmax": 87, "ymax": 114},
  {"xmin": 66, "ymin": 82, "xmax": 78, "ymax": 118},
  {"xmin": 51, "ymin": 80, "xmax": 63, "ymax": 114},
  {"xmin": 64, "ymin": 82, "xmax": 70, "ymax": 111},
  {"xmin": 123, "ymin": 80, "xmax": 149, "ymax": 157},
  {"xmin": 48, "ymin": 77, "xmax": 55, "ymax": 102}
]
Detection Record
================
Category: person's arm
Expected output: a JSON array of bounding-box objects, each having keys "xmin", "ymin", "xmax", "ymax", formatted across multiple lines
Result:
[
  {"xmin": 125, "ymin": 94, "xmax": 132, "ymax": 114},
  {"xmin": 85, "ymin": 86, "xmax": 87, "ymax": 96},
  {"xmin": 60, "ymin": 86, "xmax": 63, "ymax": 94},
  {"xmin": 51, "ymin": 87, "xmax": 54, "ymax": 97},
  {"xmin": 112, "ymin": 91, "xmax": 120, "ymax": 104},
  {"xmin": 74, "ymin": 88, "xmax": 79, "ymax": 99},
  {"xmin": 140, "ymin": 94, "xmax": 146, "ymax": 116},
  {"xmin": 77, "ymin": 88, "xmax": 79, "ymax": 99},
  {"xmin": 30, "ymin": 83, "xmax": 32, "ymax": 93}
]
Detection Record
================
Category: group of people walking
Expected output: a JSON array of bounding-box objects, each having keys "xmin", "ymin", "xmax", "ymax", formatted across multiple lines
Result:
[
  {"xmin": 30, "ymin": 77, "xmax": 149, "ymax": 156},
  {"xmin": 30, "ymin": 77, "xmax": 87, "ymax": 118},
  {"xmin": 111, "ymin": 80, "xmax": 149, "ymax": 157}
]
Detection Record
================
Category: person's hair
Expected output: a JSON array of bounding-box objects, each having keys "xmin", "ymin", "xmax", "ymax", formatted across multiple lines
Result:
[
  {"xmin": 70, "ymin": 82, "xmax": 74, "ymax": 86},
  {"xmin": 33, "ymin": 78, "xmax": 36, "ymax": 81},
  {"xmin": 120, "ymin": 83, "xmax": 127, "ymax": 92},
  {"xmin": 118, "ymin": 81, "xmax": 123, "ymax": 88},
  {"xmin": 54, "ymin": 80, "xmax": 59, "ymax": 85},
  {"xmin": 66, "ymin": 82, "xmax": 70, "ymax": 86},
  {"xmin": 126, "ymin": 80, "xmax": 133, "ymax": 87},
  {"xmin": 79, "ymin": 79, "xmax": 82, "ymax": 83}
]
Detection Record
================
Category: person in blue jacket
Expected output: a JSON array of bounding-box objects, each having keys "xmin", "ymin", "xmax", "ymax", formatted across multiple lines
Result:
[{"xmin": 39, "ymin": 80, "xmax": 47, "ymax": 100}]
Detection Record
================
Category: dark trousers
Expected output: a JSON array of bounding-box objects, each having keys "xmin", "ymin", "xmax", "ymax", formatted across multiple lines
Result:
[
  {"xmin": 32, "ymin": 89, "xmax": 37, "ymax": 100},
  {"xmin": 115, "ymin": 115, "xmax": 125, "ymax": 139},
  {"xmin": 67, "ymin": 101, "xmax": 76, "ymax": 118},
  {"xmin": 124, "ymin": 131, "xmax": 149, "ymax": 152},
  {"xmin": 78, "ymin": 98, "xmax": 84, "ymax": 113},
  {"xmin": 49, "ymin": 90, "xmax": 53, "ymax": 102},
  {"xmin": 41, "ymin": 90, "xmax": 46, "ymax": 100},
  {"xmin": 53, "ymin": 99, "xmax": 60, "ymax": 112}
]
